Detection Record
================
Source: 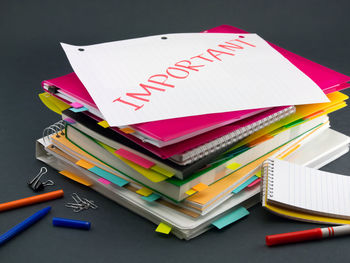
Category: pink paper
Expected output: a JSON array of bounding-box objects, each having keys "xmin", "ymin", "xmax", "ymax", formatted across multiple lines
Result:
[
  {"xmin": 98, "ymin": 178, "xmax": 111, "ymax": 185},
  {"xmin": 115, "ymin": 148, "xmax": 155, "ymax": 168}
]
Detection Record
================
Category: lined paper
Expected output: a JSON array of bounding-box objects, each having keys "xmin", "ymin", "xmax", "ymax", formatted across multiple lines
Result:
[
  {"xmin": 268, "ymin": 158, "xmax": 350, "ymax": 218},
  {"xmin": 61, "ymin": 33, "xmax": 328, "ymax": 126}
]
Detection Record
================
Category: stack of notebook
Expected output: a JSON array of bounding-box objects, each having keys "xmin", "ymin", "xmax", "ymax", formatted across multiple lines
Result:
[{"xmin": 35, "ymin": 25, "xmax": 350, "ymax": 239}]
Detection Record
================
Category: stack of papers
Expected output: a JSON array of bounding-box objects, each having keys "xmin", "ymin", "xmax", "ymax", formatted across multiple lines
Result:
[{"xmin": 35, "ymin": 25, "xmax": 350, "ymax": 239}]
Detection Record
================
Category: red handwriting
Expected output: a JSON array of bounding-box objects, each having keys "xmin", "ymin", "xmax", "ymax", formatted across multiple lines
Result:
[{"xmin": 112, "ymin": 37, "xmax": 256, "ymax": 110}]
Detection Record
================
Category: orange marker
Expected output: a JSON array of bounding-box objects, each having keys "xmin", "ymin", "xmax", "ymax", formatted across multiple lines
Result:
[{"xmin": 0, "ymin": 190, "xmax": 64, "ymax": 212}]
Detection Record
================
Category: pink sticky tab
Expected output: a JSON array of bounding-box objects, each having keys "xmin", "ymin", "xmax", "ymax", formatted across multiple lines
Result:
[
  {"xmin": 64, "ymin": 117, "xmax": 76, "ymax": 124},
  {"xmin": 98, "ymin": 178, "xmax": 111, "ymax": 185},
  {"xmin": 115, "ymin": 148, "xmax": 155, "ymax": 169},
  {"xmin": 247, "ymin": 178, "xmax": 261, "ymax": 188},
  {"xmin": 70, "ymin": 102, "xmax": 84, "ymax": 108}
]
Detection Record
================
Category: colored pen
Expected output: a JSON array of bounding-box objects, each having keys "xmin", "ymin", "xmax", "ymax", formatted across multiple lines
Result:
[
  {"xmin": 52, "ymin": 217, "xmax": 91, "ymax": 230},
  {"xmin": 0, "ymin": 206, "xmax": 51, "ymax": 246},
  {"xmin": 0, "ymin": 190, "xmax": 64, "ymax": 212},
  {"xmin": 266, "ymin": 225, "xmax": 350, "ymax": 246}
]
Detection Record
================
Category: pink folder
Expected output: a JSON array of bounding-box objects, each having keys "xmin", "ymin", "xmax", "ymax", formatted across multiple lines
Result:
[
  {"xmin": 43, "ymin": 73, "xmax": 269, "ymax": 142},
  {"xmin": 43, "ymin": 25, "xmax": 350, "ymax": 159}
]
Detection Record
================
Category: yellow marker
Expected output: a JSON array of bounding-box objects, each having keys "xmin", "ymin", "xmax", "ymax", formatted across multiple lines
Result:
[
  {"xmin": 185, "ymin": 189, "xmax": 197, "ymax": 196},
  {"xmin": 136, "ymin": 187, "xmax": 153, "ymax": 197},
  {"xmin": 75, "ymin": 159, "xmax": 95, "ymax": 170},
  {"xmin": 155, "ymin": 222, "xmax": 172, "ymax": 234},
  {"xmin": 59, "ymin": 170, "xmax": 92, "ymax": 186},
  {"xmin": 98, "ymin": 120, "xmax": 110, "ymax": 128},
  {"xmin": 192, "ymin": 183, "xmax": 208, "ymax": 192},
  {"xmin": 226, "ymin": 162, "xmax": 241, "ymax": 170}
]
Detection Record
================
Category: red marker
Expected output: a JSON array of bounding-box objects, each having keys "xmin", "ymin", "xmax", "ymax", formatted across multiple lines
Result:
[{"xmin": 266, "ymin": 225, "xmax": 350, "ymax": 246}]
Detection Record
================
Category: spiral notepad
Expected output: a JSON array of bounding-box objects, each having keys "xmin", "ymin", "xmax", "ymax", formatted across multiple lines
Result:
[{"xmin": 261, "ymin": 158, "xmax": 350, "ymax": 220}]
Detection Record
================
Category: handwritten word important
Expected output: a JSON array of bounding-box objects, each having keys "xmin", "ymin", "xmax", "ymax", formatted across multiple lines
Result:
[{"xmin": 113, "ymin": 37, "xmax": 256, "ymax": 110}]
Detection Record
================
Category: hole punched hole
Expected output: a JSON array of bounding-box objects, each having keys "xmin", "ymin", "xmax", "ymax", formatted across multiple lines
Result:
[
  {"xmin": 238, "ymin": 35, "xmax": 245, "ymax": 38},
  {"xmin": 161, "ymin": 36, "xmax": 167, "ymax": 40},
  {"xmin": 78, "ymin": 48, "xmax": 85, "ymax": 51}
]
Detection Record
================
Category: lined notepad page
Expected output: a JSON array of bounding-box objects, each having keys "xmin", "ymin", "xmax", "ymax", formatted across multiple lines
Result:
[{"xmin": 268, "ymin": 158, "xmax": 350, "ymax": 218}]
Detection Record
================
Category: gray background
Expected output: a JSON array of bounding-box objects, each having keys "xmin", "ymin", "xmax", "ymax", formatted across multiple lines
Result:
[{"xmin": 1, "ymin": 0, "xmax": 350, "ymax": 262}]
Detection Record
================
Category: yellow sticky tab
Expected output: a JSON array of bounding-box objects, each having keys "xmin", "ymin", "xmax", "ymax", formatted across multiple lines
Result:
[
  {"xmin": 38, "ymin": 92, "xmax": 71, "ymax": 115},
  {"xmin": 76, "ymin": 159, "xmax": 95, "ymax": 170},
  {"xmin": 120, "ymin": 127, "xmax": 135, "ymax": 134},
  {"xmin": 155, "ymin": 222, "xmax": 172, "ymax": 234},
  {"xmin": 192, "ymin": 183, "xmax": 208, "ymax": 192},
  {"xmin": 226, "ymin": 162, "xmax": 241, "ymax": 170},
  {"xmin": 325, "ymin": 102, "xmax": 347, "ymax": 114},
  {"xmin": 185, "ymin": 189, "xmax": 197, "ymax": 196},
  {"xmin": 255, "ymin": 170, "xmax": 262, "ymax": 178},
  {"xmin": 98, "ymin": 120, "xmax": 110, "ymax": 128},
  {"xmin": 150, "ymin": 165, "xmax": 174, "ymax": 178},
  {"xmin": 59, "ymin": 170, "xmax": 92, "ymax": 186},
  {"xmin": 136, "ymin": 187, "xmax": 153, "ymax": 197}
]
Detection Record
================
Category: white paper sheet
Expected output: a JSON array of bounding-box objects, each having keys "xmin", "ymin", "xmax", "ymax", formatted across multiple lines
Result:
[{"xmin": 61, "ymin": 33, "xmax": 329, "ymax": 126}]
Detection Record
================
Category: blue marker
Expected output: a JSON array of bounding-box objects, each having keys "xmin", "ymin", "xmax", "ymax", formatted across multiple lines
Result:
[
  {"xmin": 52, "ymin": 217, "xmax": 91, "ymax": 230},
  {"xmin": 0, "ymin": 206, "xmax": 51, "ymax": 246}
]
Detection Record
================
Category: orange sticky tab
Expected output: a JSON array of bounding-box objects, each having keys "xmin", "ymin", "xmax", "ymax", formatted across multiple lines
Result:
[
  {"xmin": 304, "ymin": 110, "xmax": 325, "ymax": 120},
  {"xmin": 192, "ymin": 183, "xmax": 208, "ymax": 192},
  {"xmin": 59, "ymin": 170, "xmax": 92, "ymax": 186},
  {"xmin": 75, "ymin": 159, "xmax": 95, "ymax": 170},
  {"xmin": 98, "ymin": 120, "xmax": 110, "ymax": 128},
  {"xmin": 248, "ymin": 134, "xmax": 273, "ymax": 147},
  {"xmin": 120, "ymin": 127, "xmax": 135, "ymax": 134}
]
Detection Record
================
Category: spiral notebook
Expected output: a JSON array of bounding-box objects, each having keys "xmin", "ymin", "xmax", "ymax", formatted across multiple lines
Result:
[
  {"xmin": 62, "ymin": 105, "xmax": 295, "ymax": 166},
  {"xmin": 261, "ymin": 158, "xmax": 350, "ymax": 221}
]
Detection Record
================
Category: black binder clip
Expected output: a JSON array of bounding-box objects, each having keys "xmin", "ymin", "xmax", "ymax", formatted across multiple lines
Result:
[{"xmin": 28, "ymin": 167, "xmax": 54, "ymax": 192}]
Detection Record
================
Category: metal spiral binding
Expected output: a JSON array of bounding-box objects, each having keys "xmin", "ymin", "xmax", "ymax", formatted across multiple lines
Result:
[
  {"xmin": 181, "ymin": 106, "xmax": 296, "ymax": 165},
  {"xmin": 262, "ymin": 159, "xmax": 275, "ymax": 199},
  {"xmin": 43, "ymin": 120, "xmax": 66, "ymax": 144}
]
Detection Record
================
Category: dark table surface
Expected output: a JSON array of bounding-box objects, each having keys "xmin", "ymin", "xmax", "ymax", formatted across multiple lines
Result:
[{"xmin": 1, "ymin": 0, "xmax": 350, "ymax": 262}]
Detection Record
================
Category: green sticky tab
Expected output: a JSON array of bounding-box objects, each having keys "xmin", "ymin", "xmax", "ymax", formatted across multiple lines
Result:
[
  {"xmin": 226, "ymin": 162, "xmax": 241, "ymax": 170},
  {"xmin": 141, "ymin": 193, "xmax": 161, "ymax": 202},
  {"xmin": 232, "ymin": 176, "xmax": 259, "ymax": 194},
  {"xmin": 212, "ymin": 207, "xmax": 249, "ymax": 229},
  {"xmin": 284, "ymin": 118, "xmax": 306, "ymax": 129},
  {"xmin": 88, "ymin": 166, "xmax": 129, "ymax": 187}
]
